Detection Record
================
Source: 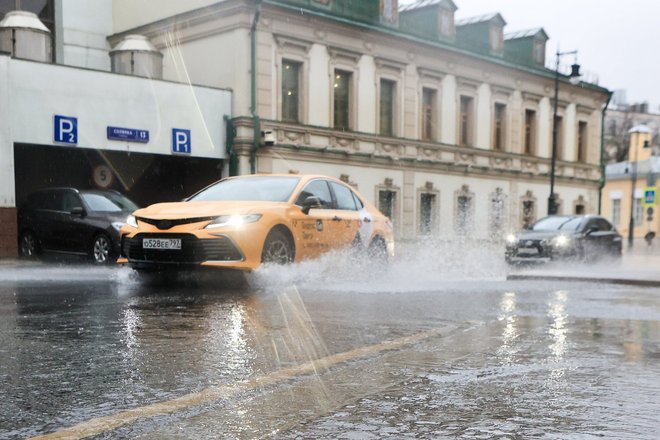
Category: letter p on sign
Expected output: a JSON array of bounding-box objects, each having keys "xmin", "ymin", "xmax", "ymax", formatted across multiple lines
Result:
[
  {"xmin": 54, "ymin": 115, "xmax": 78, "ymax": 144},
  {"xmin": 172, "ymin": 128, "xmax": 191, "ymax": 154}
]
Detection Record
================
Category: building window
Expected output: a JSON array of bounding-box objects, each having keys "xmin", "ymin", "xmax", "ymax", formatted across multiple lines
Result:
[
  {"xmin": 379, "ymin": 79, "xmax": 396, "ymax": 136},
  {"xmin": 524, "ymin": 109, "xmax": 536, "ymax": 155},
  {"xmin": 575, "ymin": 204, "xmax": 585, "ymax": 215},
  {"xmin": 333, "ymin": 69, "xmax": 352, "ymax": 130},
  {"xmin": 611, "ymin": 199, "xmax": 621, "ymax": 227},
  {"xmin": 440, "ymin": 10, "xmax": 454, "ymax": 37},
  {"xmin": 489, "ymin": 188, "xmax": 507, "ymax": 238},
  {"xmin": 459, "ymin": 96, "xmax": 474, "ymax": 146},
  {"xmin": 634, "ymin": 197, "xmax": 643, "ymax": 226},
  {"xmin": 419, "ymin": 192, "xmax": 436, "ymax": 235},
  {"xmin": 490, "ymin": 26, "xmax": 503, "ymax": 52},
  {"xmin": 493, "ymin": 103, "xmax": 506, "ymax": 151},
  {"xmin": 455, "ymin": 195, "xmax": 472, "ymax": 234},
  {"xmin": 577, "ymin": 121, "xmax": 588, "ymax": 162},
  {"xmin": 281, "ymin": 60, "xmax": 301, "ymax": 122},
  {"xmin": 378, "ymin": 189, "xmax": 396, "ymax": 221},
  {"xmin": 522, "ymin": 200, "xmax": 536, "ymax": 228},
  {"xmin": 533, "ymin": 40, "xmax": 545, "ymax": 65},
  {"xmin": 421, "ymin": 88, "xmax": 436, "ymax": 141}
]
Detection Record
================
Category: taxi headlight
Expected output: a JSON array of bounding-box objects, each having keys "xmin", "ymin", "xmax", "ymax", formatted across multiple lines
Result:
[
  {"xmin": 126, "ymin": 215, "xmax": 138, "ymax": 228},
  {"xmin": 552, "ymin": 235, "xmax": 571, "ymax": 247},
  {"xmin": 205, "ymin": 214, "xmax": 262, "ymax": 229}
]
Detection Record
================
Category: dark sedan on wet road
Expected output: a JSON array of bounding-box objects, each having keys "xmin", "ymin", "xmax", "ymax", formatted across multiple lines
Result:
[
  {"xmin": 505, "ymin": 215, "xmax": 623, "ymax": 264},
  {"xmin": 18, "ymin": 187, "xmax": 139, "ymax": 264}
]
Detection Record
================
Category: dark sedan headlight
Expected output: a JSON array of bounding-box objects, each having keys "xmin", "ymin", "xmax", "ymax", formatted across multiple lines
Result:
[
  {"xmin": 551, "ymin": 235, "xmax": 572, "ymax": 248},
  {"xmin": 505, "ymin": 234, "xmax": 517, "ymax": 245},
  {"xmin": 204, "ymin": 214, "xmax": 262, "ymax": 229}
]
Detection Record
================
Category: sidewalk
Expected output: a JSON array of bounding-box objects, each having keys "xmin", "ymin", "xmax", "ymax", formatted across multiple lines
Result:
[{"xmin": 508, "ymin": 243, "xmax": 660, "ymax": 286}]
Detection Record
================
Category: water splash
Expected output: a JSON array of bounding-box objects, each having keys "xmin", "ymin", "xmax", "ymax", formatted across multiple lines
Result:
[{"xmin": 250, "ymin": 239, "xmax": 508, "ymax": 293}]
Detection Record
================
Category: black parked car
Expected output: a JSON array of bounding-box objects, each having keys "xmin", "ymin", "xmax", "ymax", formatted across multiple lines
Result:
[
  {"xmin": 18, "ymin": 188, "xmax": 139, "ymax": 264},
  {"xmin": 505, "ymin": 215, "xmax": 623, "ymax": 264}
]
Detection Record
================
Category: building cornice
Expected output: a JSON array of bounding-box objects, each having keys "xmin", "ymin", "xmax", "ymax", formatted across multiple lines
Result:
[{"xmin": 109, "ymin": 0, "xmax": 609, "ymax": 100}]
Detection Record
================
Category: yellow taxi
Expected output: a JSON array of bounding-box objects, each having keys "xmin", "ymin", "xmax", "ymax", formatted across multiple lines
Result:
[{"xmin": 117, "ymin": 174, "xmax": 394, "ymax": 271}]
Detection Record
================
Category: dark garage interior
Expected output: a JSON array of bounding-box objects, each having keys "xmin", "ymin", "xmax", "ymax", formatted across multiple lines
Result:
[{"xmin": 13, "ymin": 143, "xmax": 224, "ymax": 209}]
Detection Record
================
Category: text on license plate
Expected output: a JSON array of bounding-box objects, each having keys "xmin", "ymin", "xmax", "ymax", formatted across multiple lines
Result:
[{"xmin": 143, "ymin": 238, "xmax": 181, "ymax": 250}]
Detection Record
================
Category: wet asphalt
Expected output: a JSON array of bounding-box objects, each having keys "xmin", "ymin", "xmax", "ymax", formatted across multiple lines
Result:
[{"xmin": 0, "ymin": 251, "xmax": 659, "ymax": 439}]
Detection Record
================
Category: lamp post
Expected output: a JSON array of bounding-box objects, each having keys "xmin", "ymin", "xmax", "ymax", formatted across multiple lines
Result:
[
  {"xmin": 627, "ymin": 143, "xmax": 638, "ymax": 249},
  {"xmin": 548, "ymin": 49, "xmax": 581, "ymax": 215},
  {"xmin": 627, "ymin": 126, "xmax": 652, "ymax": 248}
]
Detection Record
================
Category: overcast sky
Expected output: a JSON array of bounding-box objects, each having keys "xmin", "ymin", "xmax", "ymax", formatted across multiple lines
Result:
[{"xmin": 399, "ymin": 0, "xmax": 658, "ymax": 112}]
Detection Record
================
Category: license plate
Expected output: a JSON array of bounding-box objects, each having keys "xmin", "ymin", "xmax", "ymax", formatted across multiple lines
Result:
[
  {"xmin": 518, "ymin": 248, "xmax": 538, "ymax": 255},
  {"xmin": 143, "ymin": 238, "xmax": 181, "ymax": 250}
]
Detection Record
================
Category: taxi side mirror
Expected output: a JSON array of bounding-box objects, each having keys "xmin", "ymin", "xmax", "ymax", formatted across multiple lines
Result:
[{"xmin": 302, "ymin": 196, "xmax": 322, "ymax": 215}]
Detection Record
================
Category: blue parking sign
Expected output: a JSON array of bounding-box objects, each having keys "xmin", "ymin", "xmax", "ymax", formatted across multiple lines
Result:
[
  {"xmin": 54, "ymin": 115, "xmax": 78, "ymax": 144},
  {"xmin": 643, "ymin": 187, "xmax": 657, "ymax": 207},
  {"xmin": 172, "ymin": 128, "xmax": 191, "ymax": 154}
]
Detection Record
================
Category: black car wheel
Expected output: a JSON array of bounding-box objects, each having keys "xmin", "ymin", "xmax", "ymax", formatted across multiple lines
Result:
[
  {"xmin": 261, "ymin": 229, "xmax": 294, "ymax": 264},
  {"xmin": 92, "ymin": 233, "xmax": 113, "ymax": 265},
  {"xmin": 19, "ymin": 231, "xmax": 39, "ymax": 259}
]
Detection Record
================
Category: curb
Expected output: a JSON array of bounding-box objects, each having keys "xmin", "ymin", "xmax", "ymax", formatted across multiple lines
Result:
[{"xmin": 507, "ymin": 273, "xmax": 660, "ymax": 287}]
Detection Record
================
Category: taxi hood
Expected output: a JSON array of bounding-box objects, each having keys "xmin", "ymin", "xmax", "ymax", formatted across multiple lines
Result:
[{"xmin": 134, "ymin": 200, "xmax": 288, "ymax": 219}]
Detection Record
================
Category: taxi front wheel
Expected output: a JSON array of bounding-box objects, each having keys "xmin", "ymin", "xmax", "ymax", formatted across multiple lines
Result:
[
  {"xmin": 261, "ymin": 229, "xmax": 294, "ymax": 264},
  {"xmin": 367, "ymin": 237, "xmax": 388, "ymax": 263}
]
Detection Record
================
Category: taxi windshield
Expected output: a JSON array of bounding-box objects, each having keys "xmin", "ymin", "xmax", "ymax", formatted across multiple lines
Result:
[{"xmin": 188, "ymin": 176, "xmax": 300, "ymax": 202}]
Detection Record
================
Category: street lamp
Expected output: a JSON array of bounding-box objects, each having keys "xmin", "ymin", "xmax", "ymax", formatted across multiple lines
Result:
[
  {"xmin": 626, "ymin": 126, "xmax": 652, "ymax": 248},
  {"xmin": 548, "ymin": 49, "xmax": 581, "ymax": 215}
]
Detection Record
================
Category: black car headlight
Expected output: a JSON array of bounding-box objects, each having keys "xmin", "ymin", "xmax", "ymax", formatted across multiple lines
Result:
[
  {"xmin": 551, "ymin": 235, "xmax": 572, "ymax": 248},
  {"xmin": 204, "ymin": 214, "xmax": 262, "ymax": 229}
]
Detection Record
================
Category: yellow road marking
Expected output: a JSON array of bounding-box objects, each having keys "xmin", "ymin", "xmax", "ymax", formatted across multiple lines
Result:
[{"xmin": 30, "ymin": 327, "xmax": 446, "ymax": 440}]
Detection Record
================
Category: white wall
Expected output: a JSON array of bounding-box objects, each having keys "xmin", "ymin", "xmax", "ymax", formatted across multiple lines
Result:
[
  {"xmin": 308, "ymin": 44, "xmax": 331, "ymax": 127},
  {"xmin": 162, "ymin": 29, "xmax": 250, "ymax": 116},
  {"xmin": 61, "ymin": 0, "xmax": 113, "ymax": 70},
  {"xmin": 8, "ymin": 58, "xmax": 230, "ymax": 159},
  {"xmin": 0, "ymin": 56, "xmax": 13, "ymax": 207},
  {"xmin": 112, "ymin": 0, "xmax": 218, "ymax": 34}
]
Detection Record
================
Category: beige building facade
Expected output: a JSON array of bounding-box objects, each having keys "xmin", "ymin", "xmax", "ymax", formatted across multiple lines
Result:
[
  {"xmin": 1, "ymin": 0, "xmax": 611, "ymax": 257},
  {"xmin": 603, "ymin": 126, "xmax": 659, "ymax": 243},
  {"xmin": 110, "ymin": 0, "xmax": 608, "ymax": 240}
]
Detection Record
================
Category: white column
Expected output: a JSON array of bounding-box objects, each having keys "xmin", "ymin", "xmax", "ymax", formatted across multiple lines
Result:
[
  {"xmin": 0, "ymin": 56, "xmax": 14, "ymax": 207},
  {"xmin": 308, "ymin": 43, "xmax": 331, "ymax": 127},
  {"xmin": 538, "ymin": 96, "xmax": 551, "ymax": 158},
  {"xmin": 440, "ymin": 74, "xmax": 457, "ymax": 145},
  {"xmin": 357, "ymin": 55, "xmax": 376, "ymax": 133},
  {"xmin": 476, "ymin": 83, "xmax": 491, "ymax": 149},
  {"xmin": 564, "ymin": 103, "xmax": 577, "ymax": 161}
]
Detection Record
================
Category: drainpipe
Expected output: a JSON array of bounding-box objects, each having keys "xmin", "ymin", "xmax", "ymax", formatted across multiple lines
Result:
[
  {"xmin": 598, "ymin": 90, "xmax": 613, "ymax": 215},
  {"xmin": 250, "ymin": 0, "xmax": 262, "ymax": 174},
  {"xmin": 224, "ymin": 115, "xmax": 237, "ymax": 177}
]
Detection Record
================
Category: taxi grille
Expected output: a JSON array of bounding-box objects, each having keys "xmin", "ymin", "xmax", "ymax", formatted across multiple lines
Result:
[{"xmin": 122, "ymin": 233, "xmax": 243, "ymax": 263}]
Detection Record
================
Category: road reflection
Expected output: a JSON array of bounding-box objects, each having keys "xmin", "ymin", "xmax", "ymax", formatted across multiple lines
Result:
[{"xmin": 497, "ymin": 291, "xmax": 518, "ymax": 364}]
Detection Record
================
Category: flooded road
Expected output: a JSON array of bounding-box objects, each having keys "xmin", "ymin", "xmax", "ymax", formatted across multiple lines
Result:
[{"xmin": 1, "ymin": 246, "xmax": 659, "ymax": 438}]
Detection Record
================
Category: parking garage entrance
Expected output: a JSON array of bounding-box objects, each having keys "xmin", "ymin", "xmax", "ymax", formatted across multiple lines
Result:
[{"xmin": 13, "ymin": 143, "xmax": 224, "ymax": 210}]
